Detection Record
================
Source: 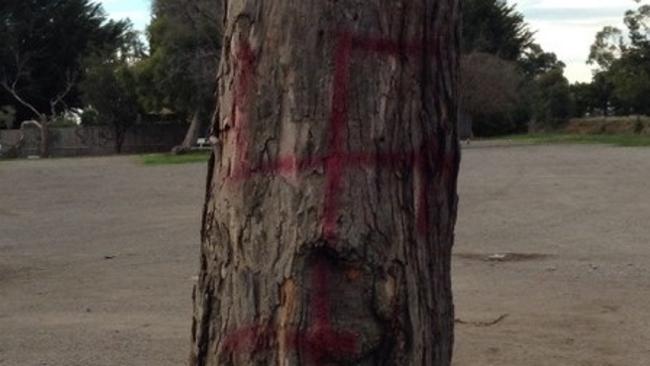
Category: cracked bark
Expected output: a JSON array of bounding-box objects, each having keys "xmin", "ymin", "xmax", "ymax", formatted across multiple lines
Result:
[{"xmin": 190, "ymin": 1, "xmax": 460, "ymax": 365}]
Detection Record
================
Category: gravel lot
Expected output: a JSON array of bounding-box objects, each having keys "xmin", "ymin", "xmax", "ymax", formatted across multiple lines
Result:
[{"xmin": 1, "ymin": 143, "xmax": 649, "ymax": 365}]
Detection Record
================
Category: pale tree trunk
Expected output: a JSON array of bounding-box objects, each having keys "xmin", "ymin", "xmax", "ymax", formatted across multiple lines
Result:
[
  {"xmin": 175, "ymin": 109, "xmax": 209, "ymax": 153},
  {"xmin": 183, "ymin": 112, "xmax": 203, "ymax": 148},
  {"xmin": 37, "ymin": 115, "xmax": 49, "ymax": 158},
  {"xmin": 191, "ymin": 1, "xmax": 461, "ymax": 365}
]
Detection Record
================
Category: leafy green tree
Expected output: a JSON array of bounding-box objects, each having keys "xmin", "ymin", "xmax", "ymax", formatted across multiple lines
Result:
[
  {"xmin": 462, "ymin": 0, "xmax": 568, "ymax": 135},
  {"xmin": 624, "ymin": 4, "xmax": 650, "ymax": 48},
  {"xmin": 520, "ymin": 43, "xmax": 566, "ymax": 77},
  {"xmin": 462, "ymin": 0, "xmax": 533, "ymax": 61},
  {"xmin": 531, "ymin": 68, "xmax": 573, "ymax": 128},
  {"xmin": 584, "ymin": 2, "xmax": 650, "ymax": 117},
  {"xmin": 461, "ymin": 52, "xmax": 524, "ymax": 136},
  {"xmin": 0, "ymin": 0, "xmax": 130, "ymax": 126},
  {"xmin": 591, "ymin": 72, "xmax": 616, "ymax": 116},
  {"xmin": 608, "ymin": 51, "xmax": 650, "ymax": 115},
  {"xmin": 137, "ymin": 0, "xmax": 222, "ymax": 151},
  {"xmin": 571, "ymin": 83, "xmax": 597, "ymax": 117},
  {"xmin": 588, "ymin": 26, "xmax": 626, "ymax": 71},
  {"xmin": 80, "ymin": 28, "xmax": 145, "ymax": 153}
]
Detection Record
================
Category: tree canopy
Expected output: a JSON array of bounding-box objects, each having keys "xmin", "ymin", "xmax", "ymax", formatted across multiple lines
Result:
[
  {"xmin": 584, "ymin": 2, "xmax": 650, "ymax": 116},
  {"xmin": 462, "ymin": 0, "xmax": 533, "ymax": 61},
  {"xmin": 461, "ymin": 0, "xmax": 571, "ymax": 135},
  {"xmin": 2, "ymin": 0, "xmax": 621, "ymax": 140},
  {"xmin": 0, "ymin": 0, "xmax": 132, "ymax": 126},
  {"xmin": 137, "ymin": 0, "xmax": 221, "ymax": 121}
]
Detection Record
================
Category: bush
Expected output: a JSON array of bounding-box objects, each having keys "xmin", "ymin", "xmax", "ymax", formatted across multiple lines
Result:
[
  {"xmin": 461, "ymin": 52, "xmax": 526, "ymax": 136},
  {"xmin": 80, "ymin": 108, "xmax": 99, "ymax": 126}
]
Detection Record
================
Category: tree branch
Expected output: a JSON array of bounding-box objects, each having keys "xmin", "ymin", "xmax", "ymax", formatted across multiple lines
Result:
[
  {"xmin": 49, "ymin": 72, "xmax": 77, "ymax": 117},
  {"xmin": 0, "ymin": 79, "xmax": 43, "ymax": 120},
  {"xmin": 1, "ymin": 49, "xmax": 44, "ymax": 120}
]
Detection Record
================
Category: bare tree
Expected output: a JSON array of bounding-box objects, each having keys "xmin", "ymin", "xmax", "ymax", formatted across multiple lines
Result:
[
  {"xmin": 1, "ymin": 54, "xmax": 76, "ymax": 157},
  {"xmin": 190, "ymin": 1, "xmax": 461, "ymax": 365}
]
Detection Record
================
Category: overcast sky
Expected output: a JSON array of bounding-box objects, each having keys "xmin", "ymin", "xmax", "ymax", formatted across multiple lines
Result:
[
  {"xmin": 515, "ymin": 0, "xmax": 645, "ymax": 82},
  {"xmin": 99, "ymin": 0, "xmax": 150, "ymax": 33},
  {"xmin": 99, "ymin": 0, "xmax": 646, "ymax": 83}
]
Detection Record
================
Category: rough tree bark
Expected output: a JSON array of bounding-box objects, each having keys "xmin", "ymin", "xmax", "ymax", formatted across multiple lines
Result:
[{"xmin": 191, "ymin": 1, "xmax": 461, "ymax": 365}]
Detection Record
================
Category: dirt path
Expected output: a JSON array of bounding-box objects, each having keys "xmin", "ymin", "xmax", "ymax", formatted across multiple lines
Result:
[
  {"xmin": 1, "ymin": 145, "xmax": 649, "ymax": 365},
  {"xmin": 0, "ymin": 157, "xmax": 205, "ymax": 366},
  {"xmin": 454, "ymin": 143, "xmax": 650, "ymax": 366}
]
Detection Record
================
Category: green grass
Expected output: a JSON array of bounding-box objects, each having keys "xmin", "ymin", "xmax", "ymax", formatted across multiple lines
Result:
[
  {"xmin": 499, "ymin": 133, "xmax": 650, "ymax": 147},
  {"xmin": 140, "ymin": 151, "xmax": 211, "ymax": 165}
]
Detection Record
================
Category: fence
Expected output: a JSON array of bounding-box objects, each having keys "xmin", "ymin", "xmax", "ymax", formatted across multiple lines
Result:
[{"xmin": 0, "ymin": 123, "xmax": 187, "ymax": 158}]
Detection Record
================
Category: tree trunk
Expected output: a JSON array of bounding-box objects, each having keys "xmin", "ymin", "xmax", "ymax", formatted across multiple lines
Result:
[
  {"xmin": 191, "ymin": 1, "xmax": 461, "ymax": 365},
  {"xmin": 176, "ymin": 109, "xmax": 209, "ymax": 153},
  {"xmin": 114, "ymin": 125, "xmax": 124, "ymax": 154},
  {"xmin": 40, "ymin": 116, "xmax": 49, "ymax": 158}
]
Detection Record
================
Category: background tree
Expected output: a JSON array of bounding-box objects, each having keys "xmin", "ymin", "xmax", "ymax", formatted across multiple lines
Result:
[
  {"xmin": 460, "ymin": 52, "xmax": 522, "ymax": 136},
  {"xmin": 462, "ymin": 0, "xmax": 533, "ymax": 60},
  {"xmin": 80, "ymin": 28, "xmax": 145, "ymax": 153},
  {"xmin": 530, "ymin": 67, "xmax": 573, "ymax": 128},
  {"xmin": 608, "ymin": 50, "xmax": 650, "ymax": 115},
  {"xmin": 461, "ymin": 0, "xmax": 532, "ymax": 136},
  {"xmin": 587, "ymin": 26, "xmax": 626, "ymax": 71},
  {"xmin": 0, "ymin": 0, "xmax": 131, "ymax": 156},
  {"xmin": 461, "ymin": 0, "xmax": 570, "ymax": 135},
  {"xmin": 190, "ymin": 1, "xmax": 461, "ymax": 365},
  {"xmin": 589, "ymin": 72, "xmax": 616, "ymax": 116},
  {"xmin": 520, "ymin": 43, "xmax": 566, "ymax": 77},
  {"xmin": 0, "ymin": 0, "xmax": 129, "ymax": 124},
  {"xmin": 581, "ymin": 2, "xmax": 650, "ymax": 118},
  {"xmin": 570, "ymin": 82, "xmax": 597, "ymax": 117},
  {"xmin": 137, "ymin": 0, "xmax": 222, "ymax": 152}
]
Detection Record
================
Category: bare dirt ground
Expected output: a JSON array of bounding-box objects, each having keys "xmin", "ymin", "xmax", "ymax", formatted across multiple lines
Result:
[{"xmin": 1, "ymin": 143, "xmax": 649, "ymax": 365}]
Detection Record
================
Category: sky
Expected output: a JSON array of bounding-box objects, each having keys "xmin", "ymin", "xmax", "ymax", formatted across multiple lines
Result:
[
  {"xmin": 514, "ymin": 0, "xmax": 645, "ymax": 82},
  {"xmin": 98, "ymin": 0, "xmax": 150, "ymax": 34},
  {"xmin": 98, "ymin": 0, "xmax": 646, "ymax": 83}
]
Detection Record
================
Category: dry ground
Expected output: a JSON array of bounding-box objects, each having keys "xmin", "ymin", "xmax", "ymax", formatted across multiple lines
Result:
[{"xmin": 1, "ymin": 143, "xmax": 649, "ymax": 365}]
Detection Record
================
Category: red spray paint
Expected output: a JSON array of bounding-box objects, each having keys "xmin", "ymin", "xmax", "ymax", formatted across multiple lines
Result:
[
  {"xmin": 230, "ymin": 40, "xmax": 256, "ymax": 179},
  {"xmin": 219, "ymin": 31, "xmax": 446, "ymax": 364}
]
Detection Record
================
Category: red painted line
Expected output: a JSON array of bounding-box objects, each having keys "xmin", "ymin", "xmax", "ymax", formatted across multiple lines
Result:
[
  {"xmin": 230, "ymin": 40, "xmax": 256, "ymax": 179},
  {"xmin": 218, "ymin": 31, "xmax": 446, "ymax": 363},
  {"xmin": 303, "ymin": 255, "xmax": 358, "ymax": 364},
  {"xmin": 220, "ymin": 257, "xmax": 359, "ymax": 364},
  {"xmin": 221, "ymin": 324, "xmax": 273, "ymax": 354},
  {"xmin": 228, "ymin": 150, "xmax": 417, "ymax": 182},
  {"xmin": 228, "ymin": 150, "xmax": 418, "ymax": 181},
  {"xmin": 322, "ymin": 32, "xmax": 353, "ymax": 242},
  {"xmin": 301, "ymin": 326, "xmax": 358, "ymax": 365},
  {"xmin": 311, "ymin": 256, "xmax": 332, "ymax": 328}
]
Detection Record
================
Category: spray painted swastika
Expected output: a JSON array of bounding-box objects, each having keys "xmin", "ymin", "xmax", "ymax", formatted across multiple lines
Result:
[{"xmin": 219, "ymin": 30, "xmax": 449, "ymax": 364}]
